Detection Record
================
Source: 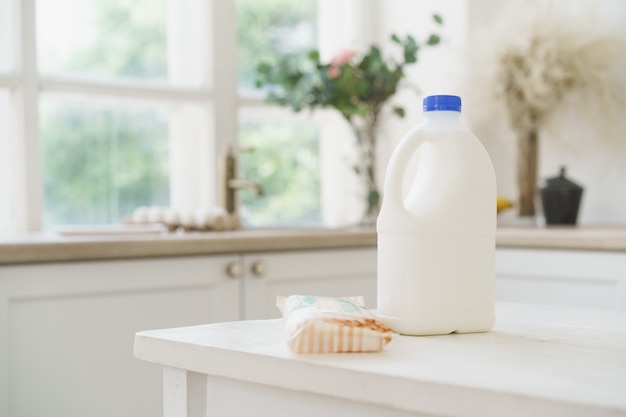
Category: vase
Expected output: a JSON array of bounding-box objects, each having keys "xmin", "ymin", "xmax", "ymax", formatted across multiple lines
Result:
[
  {"xmin": 348, "ymin": 117, "xmax": 381, "ymax": 226},
  {"xmin": 517, "ymin": 128, "xmax": 539, "ymax": 219},
  {"xmin": 540, "ymin": 166, "xmax": 584, "ymax": 225}
]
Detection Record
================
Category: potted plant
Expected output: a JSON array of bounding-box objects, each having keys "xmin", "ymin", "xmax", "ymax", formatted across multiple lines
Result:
[{"xmin": 255, "ymin": 14, "xmax": 443, "ymax": 225}]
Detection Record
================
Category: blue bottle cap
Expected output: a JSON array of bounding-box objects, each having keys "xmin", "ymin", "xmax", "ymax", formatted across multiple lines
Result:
[{"xmin": 423, "ymin": 95, "xmax": 462, "ymax": 112}]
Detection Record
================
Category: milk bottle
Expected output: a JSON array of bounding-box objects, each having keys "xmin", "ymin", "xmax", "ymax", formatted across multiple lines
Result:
[{"xmin": 377, "ymin": 95, "xmax": 496, "ymax": 336}]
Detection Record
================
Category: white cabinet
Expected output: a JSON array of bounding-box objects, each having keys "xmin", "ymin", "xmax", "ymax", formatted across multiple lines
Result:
[
  {"xmin": 242, "ymin": 248, "xmax": 377, "ymax": 319},
  {"xmin": 495, "ymin": 248, "xmax": 626, "ymax": 310},
  {"xmin": 0, "ymin": 255, "xmax": 240, "ymax": 417},
  {"xmin": 0, "ymin": 247, "xmax": 377, "ymax": 417}
]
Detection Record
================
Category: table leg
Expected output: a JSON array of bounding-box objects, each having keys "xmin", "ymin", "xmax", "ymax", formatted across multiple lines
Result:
[{"xmin": 163, "ymin": 367, "xmax": 207, "ymax": 417}]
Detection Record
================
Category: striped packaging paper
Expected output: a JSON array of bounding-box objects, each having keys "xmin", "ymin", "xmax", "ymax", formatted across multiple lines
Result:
[{"xmin": 276, "ymin": 295, "xmax": 396, "ymax": 353}]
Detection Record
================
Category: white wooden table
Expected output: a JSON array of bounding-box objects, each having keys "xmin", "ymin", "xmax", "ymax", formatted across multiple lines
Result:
[{"xmin": 134, "ymin": 303, "xmax": 626, "ymax": 417}]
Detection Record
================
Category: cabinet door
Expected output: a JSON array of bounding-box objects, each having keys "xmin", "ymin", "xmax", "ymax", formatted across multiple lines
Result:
[
  {"xmin": 495, "ymin": 248, "xmax": 626, "ymax": 310},
  {"xmin": 0, "ymin": 255, "xmax": 240, "ymax": 417},
  {"xmin": 243, "ymin": 248, "xmax": 377, "ymax": 320}
]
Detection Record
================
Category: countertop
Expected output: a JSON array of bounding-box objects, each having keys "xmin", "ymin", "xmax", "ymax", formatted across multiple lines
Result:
[
  {"xmin": 134, "ymin": 303, "xmax": 626, "ymax": 417},
  {"xmin": 1, "ymin": 226, "xmax": 625, "ymax": 265}
]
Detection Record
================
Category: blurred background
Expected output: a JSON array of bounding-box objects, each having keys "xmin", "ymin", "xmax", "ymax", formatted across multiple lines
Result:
[{"xmin": 1, "ymin": 0, "xmax": 625, "ymax": 235}]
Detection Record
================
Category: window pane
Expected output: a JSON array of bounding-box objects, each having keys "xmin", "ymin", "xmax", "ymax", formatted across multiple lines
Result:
[
  {"xmin": 0, "ymin": 0, "xmax": 14, "ymax": 73},
  {"xmin": 236, "ymin": 0, "xmax": 317, "ymax": 94},
  {"xmin": 37, "ymin": 0, "xmax": 208, "ymax": 87},
  {"xmin": 0, "ymin": 90, "xmax": 14, "ymax": 235},
  {"xmin": 39, "ymin": 94, "xmax": 170, "ymax": 228},
  {"xmin": 238, "ymin": 112, "xmax": 321, "ymax": 227}
]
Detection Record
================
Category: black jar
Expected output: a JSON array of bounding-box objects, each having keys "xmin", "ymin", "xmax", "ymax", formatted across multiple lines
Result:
[{"xmin": 540, "ymin": 167, "xmax": 583, "ymax": 225}]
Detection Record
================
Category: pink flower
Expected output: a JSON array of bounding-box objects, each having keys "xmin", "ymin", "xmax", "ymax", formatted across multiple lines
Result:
[
  {"xmin": 331, "ymin": 50, "xmax": 356, "ymax": 66},
  {"xmin": 327, "ymin": 65, "xmax": 341, "ymax": 79},
  {"xmin": 327, "ymin": 50, "xmax": 355, "ymax": 79}
]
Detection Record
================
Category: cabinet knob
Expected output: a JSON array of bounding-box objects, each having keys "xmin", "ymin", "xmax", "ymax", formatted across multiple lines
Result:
[
  {"xmin": 251, "ymin": 260, "xmax": 266, "ymax": 277},
  {"xmin": 226, "ymin": 261, "xmax": 242, "ymax": 278}
]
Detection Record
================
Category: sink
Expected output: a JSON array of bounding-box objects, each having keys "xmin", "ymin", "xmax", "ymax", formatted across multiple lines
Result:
[{"xmin": 53, "ymin": 224, "xmax": 167, "ymax": 236}]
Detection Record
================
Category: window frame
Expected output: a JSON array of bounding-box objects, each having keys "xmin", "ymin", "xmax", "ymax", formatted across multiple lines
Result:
[
  {"xmin": 9, "ymin": 0, "xmax": 232, "ymax": 232},
  {"xmin": 3, "ymin": 0, "xmax": 371, "ymax": 234}
]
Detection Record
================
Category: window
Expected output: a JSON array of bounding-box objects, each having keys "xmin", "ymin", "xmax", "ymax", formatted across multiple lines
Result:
[
  {"xmin": 0, "ymin": 0, "xmax": 216, "ymax": 234},
  {"xmin": 0, "ymin": 0, "xmax": 362, "ymax": 235},
  {"xmin": 39, "ymin": 94, "xmax": 171, "ymax": 227},
  {"xmin": 236, "ymin": 0, "xmax": 320, "ymax": 227},
  {"xmin": 238, "ymin": 108, "xmax": 321, "ymax": 227},
  {"xmin": 36, "ymin": 0, "xmax": 208, "ymax": 87},
  {"xmin": 236, "ymin": 0, "xmax": 317, "ymax": 94},
  {"xmin": 0, "ymin": 0, "xmax": 16, "ymax": 235},
  {"xmin": 0, "ymin": 0, "xmax": 14, "ymax": 74},
  {"xmin": 0, "ymin": 90, "xmax": 12, "ymax": 235}
]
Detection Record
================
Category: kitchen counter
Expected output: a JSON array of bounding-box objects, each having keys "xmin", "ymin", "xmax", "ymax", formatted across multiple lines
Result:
[
  {"xmin": 133, "ymin": 302, "xmax": 626, "ymax": 417},
  {"xmin": 0, "ymin": 227, "xmax": 376, "ymax": 265},
  {"xmin": 496, "ymin": 225, "xmax": 626, "ymax": 252},
  {"xmin": 0, "ymin": 226, "xmax": 625, "ymax": 265}
]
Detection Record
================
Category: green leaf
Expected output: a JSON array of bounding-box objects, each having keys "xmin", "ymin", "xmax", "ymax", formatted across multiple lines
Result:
[
  {"xmin": 433, "ymin": 13, "xmax": 443, "ymax": 25},
  {"xmin": 427, "ymin": 34, "xmax": 441, "ymax": 46},
  {"xmin": 403, "ymin": 36, "xmax": 418, "ymax": 63},
  {"xmin": 392, "ymin": 106, "xmax": 405, "ymax": 118},
  {"xmin": 368, "ymin": 45, "xmax": 382, "ymax": 60},
  {"xmin": 367, "ymin": 190, "xmax": 380, "ymax": 207},
  {"xmin": 257, "ymin": 62, "xmax": 272, "ymax": 74},
  {"xmin": 251, "ymin": 14, "xmax": 445, "ymax": 124},
  {"xmin": 308, "ymin": 49, "xmax": 320, "ymax": 63}
]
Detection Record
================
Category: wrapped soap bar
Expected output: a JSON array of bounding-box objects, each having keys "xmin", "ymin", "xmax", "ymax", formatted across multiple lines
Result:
[{"xmin": 276, "ymin": 295, "xmax": 395, "ymax": 353}]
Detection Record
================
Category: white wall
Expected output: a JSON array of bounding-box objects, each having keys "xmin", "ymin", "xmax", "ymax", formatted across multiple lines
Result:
[{"xmin": 374, "ymin": 0, "xmax": 626, "ymax": 225}]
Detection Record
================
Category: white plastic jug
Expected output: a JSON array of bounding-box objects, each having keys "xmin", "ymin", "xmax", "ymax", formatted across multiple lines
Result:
[{"xmin": 376, "ymin": 95, "xmax": 496, "ymax": 336}]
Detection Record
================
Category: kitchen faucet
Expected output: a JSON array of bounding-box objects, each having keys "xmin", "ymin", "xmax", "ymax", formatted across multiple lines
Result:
[{"xmin": 219, "ymin": 145, "xmax": 262, "ymax": 227}]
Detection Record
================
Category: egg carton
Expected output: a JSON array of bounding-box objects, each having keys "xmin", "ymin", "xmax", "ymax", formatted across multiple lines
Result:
[{"xmin": 125, "ymin": 206, "xmax": 241, "ymax": 232}]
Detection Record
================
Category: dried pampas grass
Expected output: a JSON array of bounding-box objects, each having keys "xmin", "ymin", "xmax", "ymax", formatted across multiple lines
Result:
[{"xmin": 495, "ymin": 16, "xmax": 626, "ymax": 137}]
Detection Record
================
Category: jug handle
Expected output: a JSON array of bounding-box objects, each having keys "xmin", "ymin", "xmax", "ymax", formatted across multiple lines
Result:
[{"xmin": 383, "ymin": 130, "xmax": 429, "ymax": 206}]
